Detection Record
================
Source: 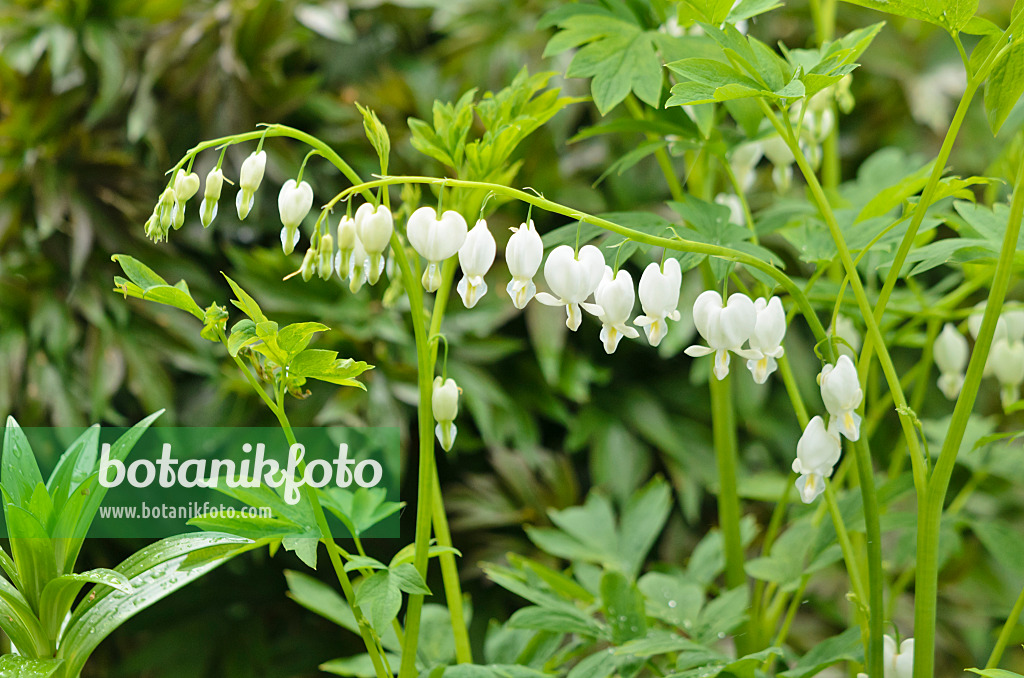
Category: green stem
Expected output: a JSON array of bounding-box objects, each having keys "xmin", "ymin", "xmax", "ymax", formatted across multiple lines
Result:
[
  {"xmin": 985, "ymin": 582, "xmax": 1024, "ymax": 670},
  {"xmin": 914, "ymin": 146, "xmax": 1024, "ymax": 678},
  {"xmin": 709, "ymin": 374, "xmax": 747, "ymax": 594},
  {"xmin": 759, "ymin": 100, "xmax": 890, "ymax": 678}
]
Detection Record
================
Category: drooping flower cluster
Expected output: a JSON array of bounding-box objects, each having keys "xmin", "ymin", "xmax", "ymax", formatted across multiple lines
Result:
[
  {"xmin": 144, "ymin": 168, "xmax": 201, "ymax": 242},
  {"xmin": 684, "ymin": 291, "xmax": 787, "ymax": 383},
  {"xmin": 793, "ymin": 354, "xmax": 863, "ymax": 503},
  {"xmin": 935, "ymin": 302, "xmax": 1024, "ymax": 408}
]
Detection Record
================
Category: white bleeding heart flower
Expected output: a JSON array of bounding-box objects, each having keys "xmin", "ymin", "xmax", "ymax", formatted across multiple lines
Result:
[
  {"xmin": 581, "ymin": 266, "xmax": 639, "ymax": 354},
  {"xmin": 200, "ymin": 168, "xmax": 224, "ymax": 228},
  {"xmin": 432, "ymin": 376, "xmax": 460, "ymax": 451},
  {"xmin": 407, "ymin": 206, "xmax": 468, "ymax": 292},
  {"xmin": 684, "ymin": 290, "xmax": 758, "ymax": 380},
  {"xmin": 347, "ymin": 236, "xmax": 368, "ymax": 294},
  {"xmin": 457, "ymin": 219, "xmax": 496, "ymax": 309},
  {"xmin": 761, "ymin": 134, "xmax": 795, "ymax": 191},
  {"xmin": 505, "ymin": 219, "xmax": 544, "ymax": 309},
  {"xmin": 634, "ymin": 258, "xmax": 682, "ymax": 347},
  {"xmin": 355, "ymin": 202, "xmax": 393, "ymax": 285},
  {"xmin": 990, "ymin": 337, "xmax": 1024, "ymax": 409},
  {"xmin": 318, "ymin": 233, "xmax": 335, "ymax": 281},
  {"xmin": 819, "ymin": 354, "xmax": 863, "ymax": 441},
  {"xmin": 792, "ymin": 415, "xmax": 841, "ymax": 504},
  {"xmin": 746, "ymin": 296, "xmax": 786, "ymax": 384},
  {"xmin": 883, "ymin": 635, "xmax": 914, "ymax": 678},
  {"xmin": 335, "ymin": 215, "xmax": 358, "ymax": 281},
  {"xmin": 934, "ymin": 323, "xmax": 968, "ymax": 400},
  {"xmin": 235, "ymin": 150, "xmax": 267, "ymax": 220},
  {"xmin": 535, "ymin": 245, "xmax": 606, "ymax": 331},
  {"xmin": 278, "ymin": 179, "xmax": 314, "ymax": 255}
]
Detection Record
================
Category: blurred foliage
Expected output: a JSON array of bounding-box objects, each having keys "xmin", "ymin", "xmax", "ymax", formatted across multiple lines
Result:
[{"xmin": 2, "ymin": 0, "xmax": 1024, "ymax": 675}]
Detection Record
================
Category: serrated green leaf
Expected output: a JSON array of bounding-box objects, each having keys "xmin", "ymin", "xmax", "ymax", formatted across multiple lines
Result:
[{"xmin": 839, "ymin": 0, "xmax": 977, "ymax": 32}]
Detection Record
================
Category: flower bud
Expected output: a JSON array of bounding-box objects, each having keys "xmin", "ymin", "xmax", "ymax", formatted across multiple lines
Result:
[
  {"xmin": 200, "ymin": 168, "xmax": 224, "ymax": 228},
  {"xmin": 457, "ymin": 219, "xmax": 497, "ymax": 308},
  {"xmin": 990, "ymin": 338, "xmax": 1024, "ymax": 409},
  {"xmin": 934, "ymin": 323, "xmax": 968, "ymax": 400},
  {"xmin": 505, "ymin": 220, "xmax": 544, "ymax": 309},
  {"xmin": 236, "ymin": 150, "xmax": 267, "ymax": 220},
  {"xmin": 432, "ymin": 376, "xmax": 460, "ymax": 451},
  {"xmin": 300, "ymin": 247, "xmax": 316, "ymax": 282},
  {"xmin": 173, "ymin": 169, "xmax": 201, "ymax": 203},
  {"xmin": 318, "ymin": 234, "xmax": 335, "ymax": 280},
  {"xmin": 156, "ymin": 188, "xmax": 176, "ymax": 230},
  {"xmin": 335, "ymin": 215, "xmax": 358, "ymax": 281}
]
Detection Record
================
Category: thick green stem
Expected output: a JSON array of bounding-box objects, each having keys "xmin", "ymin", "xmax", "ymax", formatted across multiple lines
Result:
[
  {"xmin": 709, "ymin": 374, "xmax": 747, "ymax": 594},
  {"xmin": 913, "ymin": 150, "xmax": 1024, "ymax": 678}
]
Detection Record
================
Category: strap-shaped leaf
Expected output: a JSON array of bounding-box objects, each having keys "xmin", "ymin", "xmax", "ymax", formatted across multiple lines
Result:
[
  {"xmin": 0, "ymin": 655, "xmax": 64, "ymax": 677},
  {"xmin": 0, "ymin": 575, "xmax": 48, "ymax": 657},
  {"xmin": 38, "ymin": 569, "xmax": 132, "ymax": 641},
  {"xmin": 45, "ymin": 425, "xmax": 100, "ymax": 517}
]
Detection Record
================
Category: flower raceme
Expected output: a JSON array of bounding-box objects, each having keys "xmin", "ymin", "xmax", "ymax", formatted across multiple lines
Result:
[
  {"xmin": 536, "ymin": 245, "xmax": 605, "ymax": 331},
  {"xmin": 407, "ymin": 206, "xmax": 468, "ymax": 292},
  {"xmin": 505, "ymin": 220, "xmax": 544, "ymax": 309},
  {"xmin": 278, "ymin": 179, "xmax": 314, "ymax": 255},
  {"xmin": 432, "ymin": 377, "xmax": 460, "ymax": 452},
  {"xmin": 457, "ymin": 219, "xmax": 496, "ymax": 309},
  {"xmin": 819, "ymin": 355, "xmax": 863, "ymax": 441},
  {"xmin": 634, "ymin": 258, "xmax": 682, "ymax": 347},
  {"xmin": 582, "ymin": 267, "xmax": 639, "ymax": 354},
  {"xmin": 236, "ymin": 150, "xmax": 267, "ymax": 220},
  {"xmin": 684, "ymin": 291, "xmax": 760, "ymax": 380},
  {"xmin": 792, "ymin": 415, "xmax": 841, "ymax": 503}
]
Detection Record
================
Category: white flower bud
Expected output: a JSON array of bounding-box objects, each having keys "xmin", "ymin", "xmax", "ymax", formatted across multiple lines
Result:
[
  {"xmin": 819, "ymin": 355, "xmax": 863, "ymax": 441},
  {"xmin": 173, "ymin": 169, "xmax": 201, "ymax": 204},
  {"xmin": 990, "ymin": 338, "xmax": 1024, "ymax": 409},
  {"xmin": 318, "ymin": 234, "xmax": 335, "ymax": 280},
  {"xmin": 200, "ymin": 168, "xmax": 224, "ymax": 228},
  {"xmin": 432, "ymin": 376, "xmax": 459, "ymax": 451},
  {"xmin": 634, "ymin": 258, "xmax": 682, "ymax": 347},
  {"xmin": 457, "ymin": 219, "xmax": 496, "ymax": 309},
  {"xmin": 934, "ymin": 323, "xmax": 968, "ymax": 400},
  {"xmin": 407, "ymin": 206, "xmax": 468, "ymax": 292},
  {"xmin": 335, "ymin": 215, "xmax": 358, "ymax": 281},
  {"xmin": 535, "ymin": 244, "xmax": 606, "ymax": 331},
  {"xmin": 505, "ymin": 219, "xmax": 544, "ymax": 309},
  {"xmin": 236, "ymin": 150, "xmax": 267, "ymax": 220},
  {"xmin": 299, "ymin": 247, "xmax": 316, "ymax": 282}
]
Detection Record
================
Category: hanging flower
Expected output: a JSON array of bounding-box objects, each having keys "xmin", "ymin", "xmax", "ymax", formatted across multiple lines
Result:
[
  {"xmin": 535, "ymin": 245, "xmax": 606, "ymax": 331},
  {"xmin": 884, "ymin": 635, "xmax": 914, "ymax": 678},
  {"xmin": 236, "ymin": 150, "xmax": 267, "ymax": 220},
  {"xmin": 347, "ymin": 236, "xmax": 368, "ymax": 294},
  {"xmin": 684, "ymin": 290, "xmax": 758, "ymax": 380},
  {"xmin": 407, "ymin": 206, "xmax": 468, "ymax": 292},
  {"xmin": 278, "ymin": 179, "xmax": 314, "ymax": 255},
  {"xmin": 457, "ymin": 219, "xmax": 496, "ymax": 309},
  {"xmin": 746, "ymin": 296, "xmax": 786, "ymax": 384},
  {"xmin": 173, "ymin": 169, "xmax": 200, "ymax": 206},
  {"xmin": 634, "ymin": 258, "xmax": 682, "ymax": 347},
  {"xmin": 156, "ymin": 187, "xmax": 176, "ymax": 231},
  {"xmin": 299, "ymin": 247, "xmax": 316, "ymax": 282},
  {"xmin": 761, "ymin": 134, "xmax": 795, "ymax": 192},
  {"xmin": 792, "ymin": 415, "xmax": 841, "ymax": 504},
  {"xmin": 335, "ymin": 215, "xmax": 358, "ymax": 282},
  {"xmin": 990, "ymin": 337, "xmax": 1024, "ymax": 409},
  {"xmin": 730, "ymin": 141, "xmax": 764, "ymax": 193},
  {"xmin": 355, "ymin": 202, "xmax": 393, "ymax": 285},
  {"xmin": 200, "ymin": 168, "xmax": 224, "ymax": 228},
  {"xmin": 505, "ymin": 219, "xmax": 544, "ymax": 309},
  {"xmin": 819, "ymin": 355, "xmax": 863, "ymax": 441},
  {"xmin": 432, "ymin": 376, "xmax": 460, "ymax": 451},
  {"xmin": 582, "ymin": 266, "xmax": 639, "ymax": 354},
  {"xmin": 934, "ymin": 323, "xmax": 968, "ymax": 400}
]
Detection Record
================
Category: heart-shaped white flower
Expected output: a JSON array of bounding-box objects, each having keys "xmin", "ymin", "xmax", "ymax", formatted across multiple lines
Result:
[
  {"xmin": 407, "ymin": 206, "xmax": 468, "ymax": 292},
  {"xmin": 535, "ymin": 245, "xmax": 605, "ymax": 331}
]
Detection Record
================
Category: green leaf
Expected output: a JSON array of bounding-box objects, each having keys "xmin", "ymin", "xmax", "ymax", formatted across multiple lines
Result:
[
  {"xmin": 967, "ymin": 670, "xmax": 1024, "ymax": 677},
  {"xmin": 637, "ymin": 572, "xmax": 703, "ymax": 629},
  {"xmin": 289, "ymin": 349, "xmax": 372, "ymax": 389},
  {"xmin": 389, "ymin": 563, "xmax": 432, "ymax": 595},
  {"xmin": 985, "ymin": 41, "xmax": 1024, "ymax": 135},
  {"xmin": 619, "ymin": 477, "xmax": 672, "ymax": 579},
  {"xmin": 282, "ymin": 534, "xmax": 320, "ymax": 570},
  {"xmin": 682, "ymin": 0, "xmax": 737, "ymax": 23},
  {"xmin": 227, "ymin": 319, "xmax": 259, "ymax": 357},
  {"xmin": 277, "ymin": 322, "xmax": 331, "ymax": 358},
  {"xmin": 600, "ymin": 571, "xmax": 647, "ymax": 644},
  {"xmin": 321, "ymin": 486, "xmax": 403, "ymax": 538},
  {"xmin": 971, "ymin": 520, "xmax": 1024, "ymax": 575},
  {"xmin": 508, "ymin": 605, "xmax": 606, "ymax": 638},
  {"xmin": 45, "ymin": 425, "xmax": 100, "ymax": 517},
  {"xmin": 0, "ymin": 655, "xmax": 65, "ymax": 678},
  {"xmin": 2, "ymin": 417, "xmax": 47, "ymax": 513},
  {"xmin": 544, "ymin": 12, "xmax": 662, "ymax": 113},
  {"xmin": 0, "ymin": 577, "xmax": 50, "ymax": 657},
  {"xmin": 694, "ymin": 585, "xmax": 748, "ymax": 643},
  {"xmin": 442, "ymin": 665, "xmax": 551, "ymax": 678},
  {"xmin": 839, "ymin": 0, "xmax": 977, "ymax": 32},
  {"xmin": 58, "ymin": 533, "xmax": 253, "ymax": 677},
  {"xmin": 222, "ymin": 274, "xmax": 268, "ymax": 323},
  {"xmin": 111, "ymin": 255, "xmax": 204, "ymax": 320},
  {"xmin": 355, "ymin": 570, "xmax": 402, "ymax": 633},
  {"xmin": 82, "ymin": 24, "xmax": 125, "ymax": 126},
  {"xmin": 38, "ymin": 569, "xmax": 132, "ymax": 640},
  {"xmin": 779, "ymin": 626, "xmax": 863, "ymax": 678}
]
